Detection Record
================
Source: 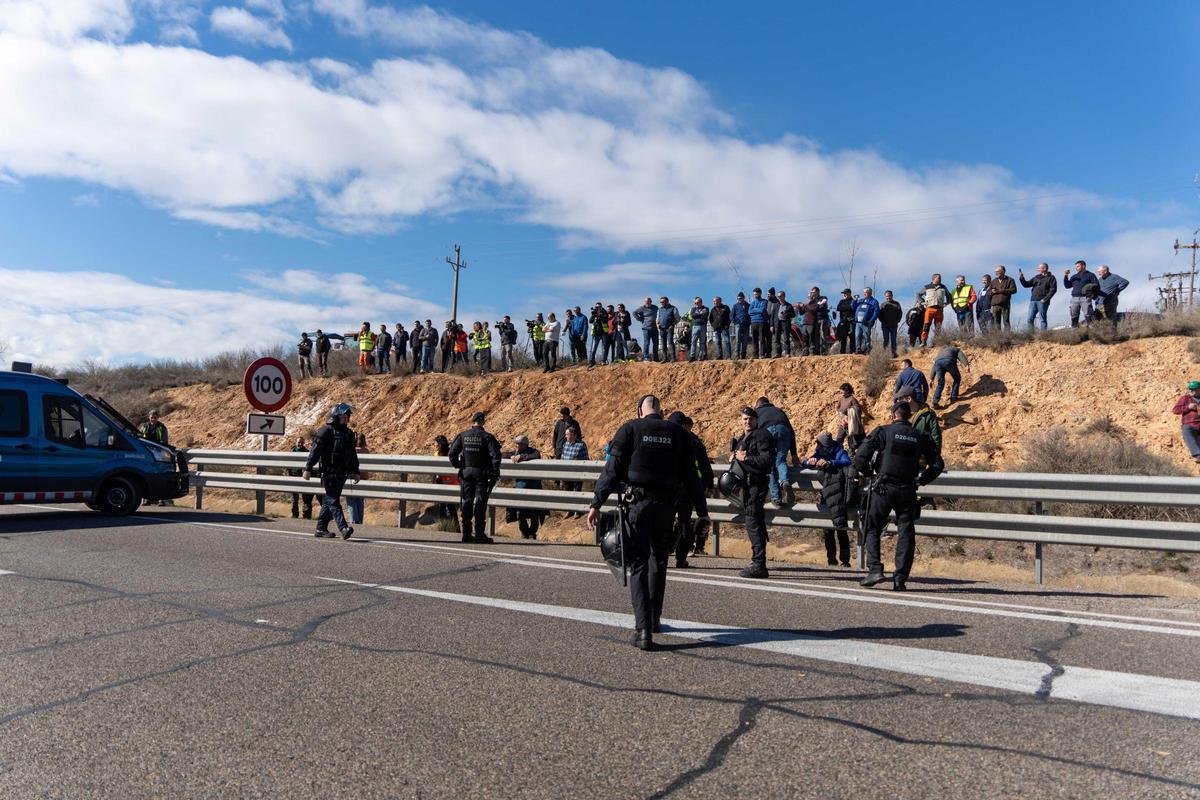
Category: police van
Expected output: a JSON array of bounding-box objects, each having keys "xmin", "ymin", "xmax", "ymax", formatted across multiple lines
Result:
[{"xmin": 0, "ymin": 367, "xmax": 189, "ymax": 515}]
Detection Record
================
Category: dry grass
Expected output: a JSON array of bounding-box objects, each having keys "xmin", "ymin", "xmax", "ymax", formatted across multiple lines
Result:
[
  {"xmin": 1189, "ymin": 338, "xmax": 1200, "ymax": 364},
  {"xmin": 859, "ymin": 341, "xmax": 893, "ymax": 398}
]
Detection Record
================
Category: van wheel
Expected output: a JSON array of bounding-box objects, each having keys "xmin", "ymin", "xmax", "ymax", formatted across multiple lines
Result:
[{"xmin": 97, "ymin": 477, "xmax": 141, "ymax": 516}]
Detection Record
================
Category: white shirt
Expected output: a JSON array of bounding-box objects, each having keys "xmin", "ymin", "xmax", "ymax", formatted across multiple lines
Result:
[{"xmin": 543, "ymin": 320, "xmax": 562, "ymax": 342}]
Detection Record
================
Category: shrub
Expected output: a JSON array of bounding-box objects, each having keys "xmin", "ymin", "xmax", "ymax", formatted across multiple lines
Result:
[{"xmin": 860, "ymin": 344, "xmax": 893, "ymax": 398}]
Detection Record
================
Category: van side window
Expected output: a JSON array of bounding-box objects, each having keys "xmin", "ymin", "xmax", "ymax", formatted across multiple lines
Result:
[
  {"xmin": 43, "ymin": 395, "xmax": 85, "ymax": 448},
  {"xmin": 0, "ymin": 390, "xmax": 29, "ymax": 437},
  {"xmin": 82, "ymin": 407, "xmax": 127, "ymax": 450}
]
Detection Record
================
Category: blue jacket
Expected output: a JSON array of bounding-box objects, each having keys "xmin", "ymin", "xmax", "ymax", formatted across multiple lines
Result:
[
  {"xmin": 1064, "ymin": 269, "xmax": 1099, "ymax": 297},
  {"xmin": 656, "ymin": 305, "xmax": 679, "ymax": 329},
  {"xmin": 748, "ymin": 298, "xmax": 768, "ymax": 323},
  {"xmin": 631, "ymin": 304, "xmax": 658, "ymax": 332},
  {"xmin": 853, "ymin": 296, "xmax": 879, "ymax": 326},
  {"xmin": 808, "ymin": 443, "xmax": 852, "ymax": 469},
  {"xmin": 730, "ymin": 300, "xmax": 750, "ymax": 326},
  {"xmin": 1097, "ymin": 272, "xmax": 1129, "ymax": 299},
  {"xmin": 892, "ymin": 366, "xmax": 930, "ymax": 403},
  {"xmin": 569, "ymin": 315, "xmax": 588, "ymax": 338}
]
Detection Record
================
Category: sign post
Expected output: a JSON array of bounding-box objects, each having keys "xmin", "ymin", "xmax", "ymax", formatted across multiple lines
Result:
[{"xmin": 243, "ymin": 358, "xmax": 293, "ymax": 515}]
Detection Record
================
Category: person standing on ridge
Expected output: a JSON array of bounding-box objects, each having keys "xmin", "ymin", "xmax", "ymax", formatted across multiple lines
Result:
[
  {"xmin": 950, "ymin": 275, "xmax": 976, "ymax": 337},
  {"xmin": 1019, "ymin": 262, "xmax": 1057, "ymax": 331}
]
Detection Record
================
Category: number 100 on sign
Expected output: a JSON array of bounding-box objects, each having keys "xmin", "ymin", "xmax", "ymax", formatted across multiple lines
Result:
[{"xmin": 243, "ymin": 357, "xmax": 292, "ymax": 413}]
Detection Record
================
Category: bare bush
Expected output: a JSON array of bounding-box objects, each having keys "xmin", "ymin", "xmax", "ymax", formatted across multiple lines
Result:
[
  {"xmin": 859, "ymin": 343, "xmax": 893, "ymax": 398},
  {"xmin": 1189, "ymin": 339, "xmax": 1200, "ymax": 364}
]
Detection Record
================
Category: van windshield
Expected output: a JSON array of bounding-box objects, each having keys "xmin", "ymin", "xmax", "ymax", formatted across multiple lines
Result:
[{"xmin": 85, "ymin": 394, "xmax": 141, "ymax": 439}]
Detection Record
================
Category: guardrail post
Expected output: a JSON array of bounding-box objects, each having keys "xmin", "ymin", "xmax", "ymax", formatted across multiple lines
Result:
[
  {"xmin": 397, "ymin": 472, "xmax": 407, "ymax": 528},
  {"xmin": 712, "ymin": 520, "xmax": 720, "ymax": 556},
  {"xmin": 1033, "ymin": 501, "xmax": 1045, "ymax": 585},
  {"xmin": 194, "ymin": 477, "xmax": 204, "ymax": 510},
  {"xmin": 489, "ymin": 506, "xmax": 496, "ymax": 536},
  {"xmin": 254, "ymin": 435, "xmax": 267, "ymax": 515}
]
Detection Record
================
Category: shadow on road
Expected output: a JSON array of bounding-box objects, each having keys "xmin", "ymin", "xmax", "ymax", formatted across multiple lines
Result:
[
  {"xmin": 0, "ymin": 507, "xmax": 268, "ymax": 536},
  {"xmin": 652, "ymin": 621, "xmax": 969, "ymax": 652}
]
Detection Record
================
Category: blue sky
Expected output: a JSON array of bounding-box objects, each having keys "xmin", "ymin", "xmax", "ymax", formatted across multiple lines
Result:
[{"xmin": 1, "ymin": 0, "xmax": 1196, "ymax": 365}]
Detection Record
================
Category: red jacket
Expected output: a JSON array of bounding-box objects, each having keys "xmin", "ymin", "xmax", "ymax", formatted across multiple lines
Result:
[{"xmin": 1173, "ymin": 395, "xmax": 1200, "ymax": 428}]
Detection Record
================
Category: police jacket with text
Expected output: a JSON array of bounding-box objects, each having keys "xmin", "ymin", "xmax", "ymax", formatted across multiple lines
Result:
[
  {"xmin": 591, "ymin": 413, "xmax": 708, "ymax": 515},
  {"xmin": 448, "ymin": 426, "xmax": 502, "ymax": 480},
  {"xmin": 852, "ymin": 421, "xmax": 943, "ymax": 487},
  {"xmin": 306, "ymin": 423, "xmax": 360, "ymax": 475}
]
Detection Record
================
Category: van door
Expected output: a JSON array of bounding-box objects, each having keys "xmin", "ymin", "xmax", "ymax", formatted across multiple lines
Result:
[
  {"xmin": 39, "ymin": 393, "xmax": 91, "ymax": 492},
  {"xmin": 0, "ymin": 388, "xmax": 38, "ymax": 493}
]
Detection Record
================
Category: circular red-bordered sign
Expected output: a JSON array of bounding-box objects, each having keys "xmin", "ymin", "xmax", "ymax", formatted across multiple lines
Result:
[{"xmin": 243, "ymin": 357, "xmax": 292, "ymax": 413}]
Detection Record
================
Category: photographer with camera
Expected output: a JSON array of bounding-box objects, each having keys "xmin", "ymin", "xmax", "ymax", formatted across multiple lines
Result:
[
  {"xmin": 529, "ymin": 314, "xmax": 546, "ymax": 366},
  {"xmin": 497, "ymin": 315, "xmax": 518, "ymax": 373},
  {"xmin": 588, "ymin": 303, "xmax": 611, "ymax": 366}
]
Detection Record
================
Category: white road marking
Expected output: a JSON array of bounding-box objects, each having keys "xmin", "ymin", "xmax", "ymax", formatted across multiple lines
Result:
[
  {"xmin": 317, "ymin": 575, "xmax": 1200, "ymax": 721},
  {"xmin": 128, "ymin": 515, "xmax": 1200, "ymax": 638},
  {"xmin": 14, "ymin": 507, "xmax": 1200, "ymax": 636},
  {"xmin": 0, "ymin": 570, "xmax": 13, "ymax": 576}
]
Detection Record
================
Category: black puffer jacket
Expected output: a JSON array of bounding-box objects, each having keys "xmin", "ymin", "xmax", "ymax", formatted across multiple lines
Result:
[{"xmin": 816, "ymin": 467, "xmax": 851, "ymax": 529}]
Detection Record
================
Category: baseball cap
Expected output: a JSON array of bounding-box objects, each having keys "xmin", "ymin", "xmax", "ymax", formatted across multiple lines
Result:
[
  {"xmin": 1189, "ymin": 380, "xmax": 1200, "ymax": 390},
  {"xmin": 894, "ymin": 386, "xmax": 915, "ymax": 399}
]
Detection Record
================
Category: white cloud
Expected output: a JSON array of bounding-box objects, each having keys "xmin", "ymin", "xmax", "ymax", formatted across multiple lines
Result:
[
  {"xmin": 0, "ymin": 266, "xmax": 448, "ymax": 365},
  {"xmin": 73, "ymin": 191, "xmax": 99, "ymax": 206},
  {"xmin": 245, "ymin": 0, "xmax": 285, "ymax": 21},
  {"xmin": 539, "ymin": 262, "xmax": 690, "ymax": 294},
  {"xmin": 0, "ymin": 0, "xmax": 133, "ymax": 41},
  {"xmin": 0, "ymin": 0, "xmax": 1186, "ymax": 294},
  {"xmin": 209, "ymin": 5, "xmax": 291, "ymax": 50}
]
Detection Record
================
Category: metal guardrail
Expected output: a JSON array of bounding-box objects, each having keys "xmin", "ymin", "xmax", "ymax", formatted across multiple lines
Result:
[{"xmin": 184, "ymin": 449, "xmax": 1200, "ymax": 584}]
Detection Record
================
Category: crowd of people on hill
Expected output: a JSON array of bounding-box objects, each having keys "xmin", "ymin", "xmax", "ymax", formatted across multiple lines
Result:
[{"xmin": 295, "ymin": 261, "xmax": 1131, "ymax": 378}]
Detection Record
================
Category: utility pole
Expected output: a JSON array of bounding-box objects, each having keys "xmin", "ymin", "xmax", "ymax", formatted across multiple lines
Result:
[
  {"xmin": 446, "ymin": 244, "xmax": 467, "ymax": 324},
  {"xmin": 1149, "ymin": 232, "xmax": 1198, "ymax": 312}
]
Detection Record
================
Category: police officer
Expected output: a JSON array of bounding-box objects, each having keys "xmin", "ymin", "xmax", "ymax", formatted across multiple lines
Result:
[
  {"xmin": 302, "ymin": 403, "xmax": 361, "ymax": 540},
  {"xmin": 667, "ymin": 412, "xmax": 713, "ymax": 568},
  {"xmin": 853, "ymin": 402, "xmax": 944, "ymax": 591},
  {"xmin": 449, "ymin": 411, "xmax": 502, "ymax": 543},
  {"xmin": 587, "ymin": 395, "xmax": 709, "ymax": 651},
  {"xmin": 731, "ymin": 406, "xmax": 776, "ymax": 579}
]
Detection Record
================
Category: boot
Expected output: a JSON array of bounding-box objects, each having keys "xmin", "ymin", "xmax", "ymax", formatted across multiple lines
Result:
[
  {"xmin": 860, "ymin": 571, "xmax": 888, "ymax": 587},
  {"xmin": 739, "ymin": 564, "xmax": 769, "ymax": 579},
  {"xmin": 632, "ymin": 629, "xmax": 654, "ymax": 651},
  {"xmin": 473, "ymin": 534, "xmax": 494, "ymax": 544},
  {"xmin": 339, "ymin": 526, "xmax": 354, "ymax": 540},
  {"xmin": 893, "ymin": 574, "xmax": 908, "ymax": 591},
  {"xmin": 314, "ymin": 529, "xmax": 333, "ymax": 538}
]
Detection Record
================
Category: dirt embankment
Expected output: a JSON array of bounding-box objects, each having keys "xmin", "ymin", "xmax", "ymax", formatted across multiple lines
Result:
[
  {"xmin": 161, "ymin": 336, "xmax": 1198, "ymax": 471},
  {"xmin": 158, "ymin": 336, "xmax": 1200, "ymax": 595}
]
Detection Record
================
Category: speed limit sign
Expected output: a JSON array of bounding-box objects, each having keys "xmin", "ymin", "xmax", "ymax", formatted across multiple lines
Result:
[{"xmin": 243, "ymin": 357, "xmax": 292, "ymax": 413}]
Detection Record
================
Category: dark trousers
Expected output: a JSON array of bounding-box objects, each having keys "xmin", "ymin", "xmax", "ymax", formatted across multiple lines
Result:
[
  {"xmin": 775, "ymin": 321, "xmax": 792, "ymax": 355},
  {"xmin": 825, "ymin": 529, "xmax": 850, "ymax": 565},
  {"xmin": 750, "ymin": 322, "xmax": 768, "ymax": 357},
  {"xmin": 533, "ymin": 340, "xmax": 544, "ymax": 365},
  {"xmin": 627, "ymin": 497, "xmax": 674, "ymax": 632},
  {"xmin": 317, "ymin": 351, "xmax": 329, "ymax": 375},
  {"xmin": 673, "ymin": 498, "xmax": 695, "ymax": 564},
  {"xmin": 744, "ymin": 483, "xmax": 769, "ymax": 568},
  {"xmin": 863, "ymin": 480, "xmax": 919, "ymax": 578},
  {"xmin": 460, "ymin": 475, "xmax": 492, "ymax": 538},
  {"xmin": 735, "ymin": 323, "xmax": 749, "ymax": 358},
  {"xmin": 291, "ymin": 492, "xmax": 314, "ymax": 518},
  {"xmin": 802, "ymin": 323, "xmax": 821, "ymax": 355},
  {"xmin": 837, "ymin": 323, "xmax": 854, "ymax": 354},
  {"xmin": 317, "ymin": 472, "xmax": 350, "ymax": 532},
  {"xmin": 545, "ymin": 341, "xmax": 559, "ymax": 370},
  {"xmin": 991, "ymin": 304, "xmax": 1011, "ymax": 331}
]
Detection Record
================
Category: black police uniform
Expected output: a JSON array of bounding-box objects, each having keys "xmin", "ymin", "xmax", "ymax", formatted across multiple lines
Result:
[
  {"xmin": 852, "ymin": 420, "xmax": 944, "ymax": 585},
  {"xmin": 290, "ymin": 443, "xmax": 314, "ymax": 519},
  {"xmin": 674, "ymin": 432, "xmax": 714, "ymax": 566},
  {"xmin": 732, "ymin": 425, "xmax": 775, "ymax": 574},
  {"xmin": 306, "ymin": 422, "xmax": 360, "ymax": 536},
  {"xmin": 592, "ymin": 413, "xmax": 708, "ymax": 638},
  {"xmin": 448, "ymin": 425, "xmax": 502, "ymax": 542}
]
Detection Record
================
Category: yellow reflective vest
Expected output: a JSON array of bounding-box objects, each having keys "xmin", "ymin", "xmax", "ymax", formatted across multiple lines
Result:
[
  {"xmin": 532, "ymin": 322, "xmax": 545, "ymax": 342},
  {"xmin": 471, "ymin": 332, "xmax": 491, "ymax": 350},
  {"xmin": 951, "ymin": 284, "xmax": 976, "ymax": 311},
  {"xmin": 358, "ymin": 332, "xmax": 376, "ymax": 351}
]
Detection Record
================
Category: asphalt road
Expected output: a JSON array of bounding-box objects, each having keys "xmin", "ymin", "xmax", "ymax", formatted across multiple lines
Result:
[{"xmin": 1, "ymin": 505, "xmax": 1199, "ymax": 799}]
